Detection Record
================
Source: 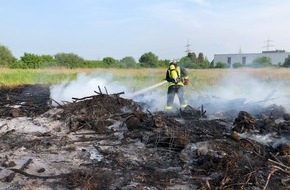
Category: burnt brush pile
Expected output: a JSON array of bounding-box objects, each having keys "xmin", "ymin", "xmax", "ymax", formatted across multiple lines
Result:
[{"xmin": 0, "ymin": 84, "xmax": 289, "ymax": 190}]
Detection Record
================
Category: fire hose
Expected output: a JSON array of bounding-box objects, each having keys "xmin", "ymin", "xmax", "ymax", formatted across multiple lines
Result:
[{"xmin": 127, "ymin": 80, "xmax": 167, "ymax": 98}]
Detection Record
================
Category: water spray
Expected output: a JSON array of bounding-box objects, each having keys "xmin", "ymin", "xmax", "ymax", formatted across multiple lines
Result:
[{"xmin": 127, "ymin": 80, "xmax": 167, "ymax": 98}]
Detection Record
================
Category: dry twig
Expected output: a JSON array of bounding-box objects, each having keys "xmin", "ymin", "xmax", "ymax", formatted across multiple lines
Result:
[{"xmin": 263, "ymin": 168, "xmax": 277, "ymax": 190}]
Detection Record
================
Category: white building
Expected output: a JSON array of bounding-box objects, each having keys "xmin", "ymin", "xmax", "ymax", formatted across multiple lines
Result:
[{"xmin": 214, "ymin": 50, "xmax": 290, "ymax": 67}]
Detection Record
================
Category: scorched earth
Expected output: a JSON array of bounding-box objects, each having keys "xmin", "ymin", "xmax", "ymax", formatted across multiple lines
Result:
[{"xmin": 0, "ymin": 84, "xmax": 289, "ymax": 190}]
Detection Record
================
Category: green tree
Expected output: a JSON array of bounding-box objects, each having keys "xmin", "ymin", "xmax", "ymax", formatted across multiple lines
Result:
[
  {"xmin": 139, "ymin": 52, "xmax": 159, "ymax": 68},
  {"xmin": 197, "ymin": 53, "xmax": 204, "ymax": 64},
  {"xmin": 157, "ymin": 59, "xmax": 170, "ymax": 68},
  {"xmin": 0, "ymin": 45, "xmax": 16, "ymax": 67},
  {"xmin": 9, "ymin": 60, "xmax": 25, "ymax": 69},
  {"xmin": 120, "ymin": 56, "xmax": 137, "ymax": 68},
  {"xmin": 210, "ymin": 60, "xmax": 215, "ymax": 68},
  {"xmin": 20, "ymin": 53, "xmax": 44, "ymax": 69},
  {"xmin": 282, "ymin": 55, "xmax": 290, "ymax": 68},
  {"xmin": 251, "ymin": 56, "xmax": 272, "ymax": 68},
  {"xmin": 187, "ymin": 52, "xmax": 197, "ymax": 64},
  {"xmin": 41, "ymin": 54, "xmax": 56, "ymax": 67},
  {"xmin": 54, "ymin": 53, "xmax": 85, "ymax": 68},
  {"xmin": 215, "ymin": 61, "xmax": 227, "ymax": 68},
  {"xmin": 83, "ymin": 60, "xmax": 103, "ymax": 68},
  {"xmin": 179, "ymin": 57, "xmax": 194, "ymax": 68},
  {"xmin": 197, "ymin": 58, "xmax": 211, "ymax": 69},
  {"xmin": 233, "ymin": 62, "xmax": 244, "ymax": 68},
  {"xmin": 103, "ymin": 57, "xmax": 117, "ymax": 67}
]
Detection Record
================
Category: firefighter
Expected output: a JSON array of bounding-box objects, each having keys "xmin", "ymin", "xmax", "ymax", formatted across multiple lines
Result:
[{"xmin": 165, "ymin": 60, "xmax": 189, "ymax": 112}]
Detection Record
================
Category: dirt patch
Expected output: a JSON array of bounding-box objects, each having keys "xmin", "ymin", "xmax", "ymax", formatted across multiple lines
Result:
[{"xmin": 0, "ymin": 84, "xmax": 289, "ymax": 190}]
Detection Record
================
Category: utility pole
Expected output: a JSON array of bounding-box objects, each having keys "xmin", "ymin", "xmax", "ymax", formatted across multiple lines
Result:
[
  {"xmin": 185, "ymin": 39, "xmax": 192, "ymax": 54},
  {"xmin": 263, "ymin": 36, "xmax": 274, "ymax": 51}
]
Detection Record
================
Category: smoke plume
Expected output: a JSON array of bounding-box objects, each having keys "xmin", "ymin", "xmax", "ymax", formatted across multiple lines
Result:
[
  {"xmin": 49, "ymin": 72, "xmax": 167, "ymax": 111},
  {"xmin": 50, "ymin": 71, "xmax": 290, "ymax": 113},
  {"xmin": 189, "ymin": 72, "xmax": 290, "ymax": 114},
  {"xmin": 49, "ymin": 71, "xmax": 290, "ymax": 146}
]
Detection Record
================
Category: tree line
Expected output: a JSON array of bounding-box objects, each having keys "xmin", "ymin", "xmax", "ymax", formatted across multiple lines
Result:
[
  {"xmin": 0, "ymin": 44, "xmax": 213, "ymax": 69},
  {"xmin": 1, "ymin": 44, "xmax": 290, "ymax": 69}
]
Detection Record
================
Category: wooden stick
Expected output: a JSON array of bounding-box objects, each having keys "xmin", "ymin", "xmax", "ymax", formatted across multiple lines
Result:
[
  {"xmin": 269, "ymin": 152, "xmax": 283, "ymax": 164},
  {"xmin": 263, "ymin": 168, "xmax": 277, "ymax": 190},
  {"xmin": 113, "ymin": 92, "xmax": 125, "ymax": 96},
  {"xmin": 268, "ymin": 159, "xmax": 290, "ymax": 171},
  {"xmin": 272, "ymin": 165, "xmax": 290, "ymax": 174},
  {"xmin": 50, "ymin": 98, "xmax": 63, "ymax": 108},
  {"xmin": 72, "ymin": 95, "xmax": 95, "ymax": 101},
  {"xmin": 98, "ymin": 86, "xmax": 102, "ymax": 94},
  {"xmin": 9, "ymin": 168, "xmax": 70, "ymax": 179},
  {"xmin": 72, "ymin": 136, "xmax": 114, "ymax": 143},
  {"xmin": 5, "ymin": 158, "xmax": 33, "ymax": 182}
]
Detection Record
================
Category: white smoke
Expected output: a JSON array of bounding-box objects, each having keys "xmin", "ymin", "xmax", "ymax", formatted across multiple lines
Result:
[
  {"xmin": 50, "ymin": 71, "xmax": 290, "ymax": 114},
  {"xmin": 190, "ymin": 72, "xmax": 290, "ymax": 146},
  {"xmin": 212, "ymin": 73, "xmax": 280, "ymax": 103},
  {"xmin": 239, "ymin": 133, "xmax": 290, "ymax": 148},
  {"xmin": 49, "ymin": 72, "xmax": 168, "ymax": 111},
  {"xmin": 50, "ymin": 73, "xmax": 128, "ymax": 105},
  {"xmin": 49, "ymin": 71, "xmax": 290, "ymax": 149},
  {"xmin": 132, "ymin": 88, "xmax": 168, "ymax": 111},
  {"xmin": 189, "ymin": 72, "xmax": 290, "ymax": 113}
]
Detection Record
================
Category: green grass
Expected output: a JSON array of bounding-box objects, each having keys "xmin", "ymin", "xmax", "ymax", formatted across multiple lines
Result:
[
  {"xmin": 0, "ymin": 69, "xmax": 77, "ymax": 86},
  {"xmin": 1, "ymin": 68, "xmax": 290, "ymax": 91}
]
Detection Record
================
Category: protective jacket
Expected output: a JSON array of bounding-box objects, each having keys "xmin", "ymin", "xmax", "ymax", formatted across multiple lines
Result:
[{"xmin": 166, "ymin": 64, "xmax": 189, "ymax": 86}]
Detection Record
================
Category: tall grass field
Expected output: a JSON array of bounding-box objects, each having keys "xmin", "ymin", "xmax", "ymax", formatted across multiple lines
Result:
[{"xmin": 1, "ymin": 68, "xmax": 290, "ymax": 93}]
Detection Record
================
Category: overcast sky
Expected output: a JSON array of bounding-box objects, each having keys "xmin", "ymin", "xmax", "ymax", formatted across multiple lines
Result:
[{"xmin": 1, "ymin": 0, "xmax": 290, "ymax": 61}]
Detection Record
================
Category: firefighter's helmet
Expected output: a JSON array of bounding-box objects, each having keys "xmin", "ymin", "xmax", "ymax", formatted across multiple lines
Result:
[{"xmin": 170, "ymin": 59, "xmax": 177, "ymax": 65}]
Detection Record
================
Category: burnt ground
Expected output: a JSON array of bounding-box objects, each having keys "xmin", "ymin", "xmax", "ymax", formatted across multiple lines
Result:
[{"xmin": 0, "ymin": 84, "xmax": 289, "ymax": 190}]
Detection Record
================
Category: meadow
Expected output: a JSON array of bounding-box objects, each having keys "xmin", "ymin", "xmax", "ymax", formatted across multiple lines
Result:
[{"xmin": 1, "ymin": 67, "xmax": 290, "ymax": 93}]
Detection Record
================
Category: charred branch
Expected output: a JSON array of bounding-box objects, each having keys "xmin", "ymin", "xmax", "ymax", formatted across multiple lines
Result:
[
  {"xmin": 4, "ymin": 158, "xmax": 33, "ymax": 182},
  {"xmin": 9, "ymin": 168, "xmax": 71, "ymax": 179}
]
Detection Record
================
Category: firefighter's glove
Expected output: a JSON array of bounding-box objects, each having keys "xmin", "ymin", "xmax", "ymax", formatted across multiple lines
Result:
[
  {"xmin": 171, "ymin": 78, "xmax": 177, "ymax": 83},
  {"xmin": 175, "ymin": 77, "xmax": 181, "ymax": 84},
  {"xmin": 184, "ymin": 79, "xmax": 189, "ymax": 85}
]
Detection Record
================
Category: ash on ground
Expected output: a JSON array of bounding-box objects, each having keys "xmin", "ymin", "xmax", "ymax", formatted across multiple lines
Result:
[{"xmin": 0, "ymin": 84, "xmax": 289, "ymax": 190}]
